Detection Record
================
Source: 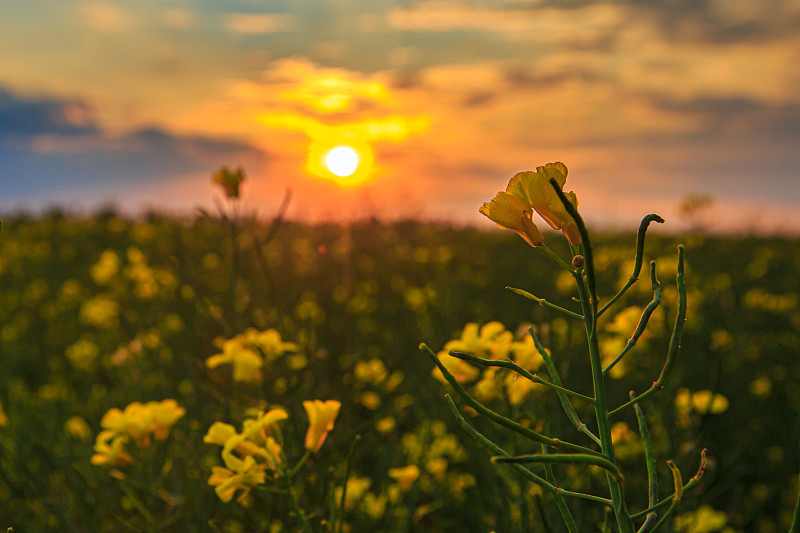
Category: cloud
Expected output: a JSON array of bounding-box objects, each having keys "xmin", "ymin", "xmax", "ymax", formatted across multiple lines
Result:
[
  {"xmin": 0, "ymin": 88, "xmax": 263, "ymax": 209},
  {"xmin": 0, "ymin": 89, "xmax": 94, "ymax": 138},
  {"xmin": 79, "ymin": 1, "xmax": 129, "ymax": 32},
  {"xmin": 224, "ymin": 13, "xmax": 297, "ymax": 34},
  {"xmin": 161, "ymin": 8, "xmax": 194, "ymax": 30},
  {"xmin": 386, "ymin": 1, "xmax": 623, "ymax": 38}
]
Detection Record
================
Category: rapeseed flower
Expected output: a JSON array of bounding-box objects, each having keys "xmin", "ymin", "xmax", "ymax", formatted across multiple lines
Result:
[
  {"xmin": 65, "ymin": 416, "xmax": 91, "ymax": 440},
  {"xmin": 507, "ymin": 162, "xmax": 581, "ymax": 245},
  {"xmin": 244, "ymin": 328, "xmax": 299, "ymax": 362},
  {"xmin": 90, "ymin": 431, "xmax": 133, "ymax": 467},
  {"xmin": 212, "ymin": 166, "xmax": 245, "ymax": 199},
  {"xmin": 98, "ymin": 399, "xmax": 185, "ymax": 449},
  {"xmin": 149, "ymin": 399, "xmax": 186, "ymax": 440},
  {"xmin": 388, "ymin": 464, "xmax": 420, "ymax": 492},
  {"xmin": 303, "ymin": 400, "xmax": 341, "ymax": 452},
  {"xmin": 482, "ymin": 162, "xmax": 581, "ymax": 246},
  {"xmin": 206, "ymin": 337, "xmax": 263, "ymax": 384},
  {"xmin": 431, "ymin": 350, "xmax": 480, "ymax": 384},
  {"xmin": 208, "ymin": 455, "xmax": 266, "ymax": 503},
  {"xmin": 479, "ymin": 192, "xmax": 544, "ymax": 248}
]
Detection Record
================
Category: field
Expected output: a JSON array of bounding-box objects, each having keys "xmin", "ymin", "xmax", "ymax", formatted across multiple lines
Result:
[{"xmin": 0, "ymin": 209, "xmax": 798, "ymax": 532}]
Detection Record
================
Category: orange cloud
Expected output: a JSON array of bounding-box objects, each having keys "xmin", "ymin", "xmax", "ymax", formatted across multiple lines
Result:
[{"xmin": 224, "ymin": 13, "xmax": 297, "ymax": 34}]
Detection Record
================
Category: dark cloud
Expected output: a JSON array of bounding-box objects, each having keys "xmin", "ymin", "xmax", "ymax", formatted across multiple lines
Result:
[
  {"xmin": 0, "ymin": 89, "xmax": 95, "ymax": 138},
  {"xmin": 0, "ymin": 88, "xmax": 264, "ymax": 207}
]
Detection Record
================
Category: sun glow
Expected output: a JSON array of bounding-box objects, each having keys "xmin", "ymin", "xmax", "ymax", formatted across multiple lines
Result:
[{"xmin": 325, "ymin": 146, "xmax": 359, "ymax": 177}]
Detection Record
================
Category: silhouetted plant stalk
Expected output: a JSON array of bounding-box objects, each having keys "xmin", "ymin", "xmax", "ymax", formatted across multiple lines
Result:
[{"xmin": 421, "ymin": 163, "xmax": 707, "ymax": 532}]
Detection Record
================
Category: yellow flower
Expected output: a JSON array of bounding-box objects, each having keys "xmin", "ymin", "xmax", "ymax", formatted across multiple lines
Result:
[
  {"xmin": 204, "ymin": 422, "xmax": 238, "ymax": 446},
  {"xmin": 303, "ymin": 400, "xmax": 341, "ymax": 452},
  {"xmin": 426, "ymin": 457, "xmax": 449, "ymax": 481},
  {"xmin": 690, "ymin": 390, "xmax": 729, "ymax": 415},
  {"xmin": 376, "ymin": 416, "xmax": 396, "ymax": 433},
  {"xmin": 208, "ymin": 455, "xmax": 266, "ymax": 503},
  {"xmin": 444, "ymin": 322, "xmax": 511, "ymax": 360},
  {"xmin": 673, "ymin": 504, "xmax": 727, "ymax": 533},
  {"xmin": 354, "ymin": 358, "xmax": 388, "ymax": 384},
  {"xmin": 506, "ymin": 374, "xmax": 537, "ymax": 406},
  {"xmin": 244, "ymin": 328, "xmax": 300, "ymax": 362},
  {"xmin": 65, "ymin": 416, "xmax": 91, "ymax": 440},
  {"xmin": 206, "ymin": 338, "xmax": 263, "ymax": 384},
  {"xmin": 100, "ymin": 402, "xmax": 152, "ymax": 447},
  {"xmin": 479, "ymin": 191, "xmax": 544, "ymax": 248},
  {"xmin": 99, "ymin": 399, "xmax": 184, "ymax": 447},
  {"xmin": 431, "ymin": 351, "xmax": 480, "ymax": 384},
  {"xmin": 388, "ymin": 464, "xmax": 420, "ymax": 492},
  {"xmin": 506, "ymin": 162, "xmax": 581, "ymax": 245},
  {"xmin": 90, "ymin": 431, "xmax": 133, "ymax": 467},
  {"xmin": 212, "ymin": 165, "xmax": 245, "ymax": 199},
  {"xmin": 148, "ymin": 399, "xmax": 185, "ymax": 440},
  {"xmin": 511, "ymin": 334, "xmax": 544, "ymax": 372},
  {"xmin": 241, "ymin": 408, "xmax": 290, "ymax": 441}
]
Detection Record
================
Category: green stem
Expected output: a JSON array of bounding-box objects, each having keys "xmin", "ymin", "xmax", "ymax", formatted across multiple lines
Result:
[
  {"xmin": 420, "ymin": 344, "xmax": 603, "ymax": 456},
  {"xmin": 448, "ymin": 351, "xmax": 596, "ymax": 403},
  {"xmin": 444, "ymin": 395, "xmax": 610, "ymax": 506},
  {"xmin": 630, "ymin": 449, "xmax": 707, "ymax": 520},
  {"xmin": 541, "ymin": 444, "xmax": 578, "ymax": 533},
  {"xmin": 598, "ymin": 214, "xmax": 664, "ymax": 317},
  {"xmin": 550, "ymin": 178, "xmax": 634, "ymax": 533},
  {"xmin": 631, "ymin": 393, "xmax": 658, "ymax": 509},
  {"xmin": 529, "ymin": 327, "xmax": 602, "ymax": 446},
  {"xmin": 790, "ymin": 467, "xmax": 800, "ymax": 533},
  {"xmin": 337, "ymin": 435, "xmax": 361, "ymax": 533},
  {"xmin": 506, "ymin": 286, "xmax": 584, "ymax": 319},
  {"xmin": 282, "ymin": 468, "xmax": 314, "ymax": 533},
  {"xmin": 540, "ymin": 243, "xmax": 576, "ymax": 274},
  {"xmin": 636, "ymin": 513, "xmax": 658, "ymax": 533},
  {"xmin": 604, "ymin": 261, "xmax": 661, "ymax": 375},
  {"xmin": 290, "ymin": 450, "xmax": 312, "ymax": 478},
  {"xmin": 610, "ymin": 246, "xmax": 686, "ymax": 416},
  {"xmin": 493, "ymin": 453, "xmax": 623, "ymax": 483}
]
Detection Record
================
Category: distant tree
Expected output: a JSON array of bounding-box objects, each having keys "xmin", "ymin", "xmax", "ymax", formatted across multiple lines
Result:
[{"xmin": 679, "ymin": 193, "xmax": 714, "ymax": 233}]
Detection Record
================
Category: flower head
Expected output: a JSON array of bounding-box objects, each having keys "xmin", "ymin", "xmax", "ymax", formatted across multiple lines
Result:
[
  {"xmin": 206, "ymin": 338, "xmax": 263, "ymax": 384},
  {"xmin": 479, "ymin": 191, "xmax": 544, "ymax": 248},
  {"xmin": 208, "ymin": 455, "xmax": 266, "ymax": 503},
  {"xmin": 506, "ymin": 162, "xmax": 580, "ymax": 245},
  {"xmin": 212, "ymin": 166, "xmax": 245, "ymax": 199},
  {"xmin": 303, "ymin": 400, "xmax": 341, "ymax": 452},
  {"xmin": 90, "ymin": 431, "xmax": 133, "ymax": 467},
  {"xmin": 388, "ymin": 464, "xmax": 420, "ymax": 492}
]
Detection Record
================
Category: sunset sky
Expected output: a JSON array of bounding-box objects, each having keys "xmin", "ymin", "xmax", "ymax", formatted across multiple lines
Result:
[{"xmin": 1, "ymin": 0, "xmax": 799, "ymax": 233}]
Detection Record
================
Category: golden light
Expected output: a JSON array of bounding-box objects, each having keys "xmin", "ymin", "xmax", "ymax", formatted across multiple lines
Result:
[
  {"xmin": 325, "ymin": 146, "xmax": 359, "ymax": 177},
  {"xmin": 304, "ymin": 140, "xmax": 375, "ymax": 187}
]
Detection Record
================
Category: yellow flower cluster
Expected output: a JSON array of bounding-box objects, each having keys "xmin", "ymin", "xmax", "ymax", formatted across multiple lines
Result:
[
  {"xmin": 479, "ymin": 162, "xmax": 580, "ymax": 247},
  {"xmin": 674, "ymin": 388, "xmax": 729, "ymax": 428},
  {"xmin": 91, "ymin": 399, "xmax": 185, "ymax": 467},
  {"xmin": 205, "ymin": 400, "xmax": 341, "ymax": 504},
  {"xmin": 432, "ymin": 322, "xmax": 544, "ymax": 405},
  {"xmin": 206, "ymin": 328, "xmax": 300, "ymax": 385},
  {"xmin": 204, "ymin": 408, "xmax": 288, "ymax": 503}
]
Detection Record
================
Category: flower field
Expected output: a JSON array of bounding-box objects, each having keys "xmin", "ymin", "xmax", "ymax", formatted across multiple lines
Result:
[{"xmin": 0, "ymin": 206, "xmax": 798, "ymax": 531}]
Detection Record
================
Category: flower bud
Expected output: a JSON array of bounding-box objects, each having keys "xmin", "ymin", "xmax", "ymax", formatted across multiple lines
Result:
[{"xmin": 572, "ymin": 255, "xmax": 585, "ymax": 269}]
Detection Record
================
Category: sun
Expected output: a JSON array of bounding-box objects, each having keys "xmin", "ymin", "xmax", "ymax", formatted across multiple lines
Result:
[
  {"xmin": 304, "ymin": 140, "xmax": 374, "ymax": 187},
  {"xmin": 325, "ymin": 146, "xmax": 359, "ymax": 177}
]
